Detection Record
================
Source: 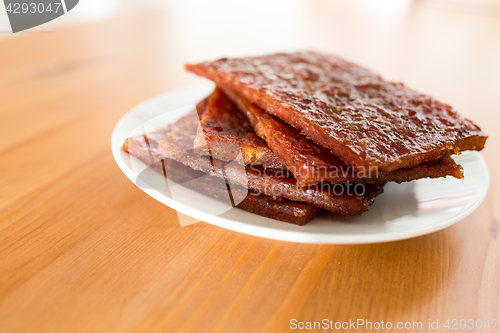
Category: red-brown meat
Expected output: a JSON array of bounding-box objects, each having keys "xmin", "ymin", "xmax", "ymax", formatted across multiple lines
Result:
[
  {"xmin": 156, "ymin": 111, "xmax": 384, "ymax": 216},
  {"xmin": 194, "ymin": 88, "xmax": 285, "ymax": 169},
  {"xmin": 186, "ymin": 51, "xmax": 487, "ymax": 173},
  {"xmin": 222, "ymin": 88, "xmax": 464, "ymax": 187}
]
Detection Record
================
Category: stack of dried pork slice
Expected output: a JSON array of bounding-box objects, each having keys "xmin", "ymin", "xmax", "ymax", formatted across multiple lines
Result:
[
  {"xmin": 123, "ymin": 51, "xmax": 487, "ymax": 225},
  {"xmin": 122, "ymin": 118, "xmax": 321, "ymax": 225}
]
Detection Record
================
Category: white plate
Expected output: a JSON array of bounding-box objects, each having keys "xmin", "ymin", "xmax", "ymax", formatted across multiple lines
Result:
[{"xmin": 111, "ymin": 83, "xmax": 490, "ymax": 244}]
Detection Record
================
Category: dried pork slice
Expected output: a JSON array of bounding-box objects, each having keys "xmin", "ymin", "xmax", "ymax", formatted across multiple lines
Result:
[
  {"xmin": 122, "ymin": 122, "xmax": 319, "ymax": 225},
  {"xmin": 193, "ymin": 88, "xmax": 285, "ymax": 169},
  {"xmin": 156, "ymin": 111, "xmax": 384, "ymax": 216},
  {"xmin": 223, "ymin": 88, "xmax": 463, "ymax": 187},
  {"xmin": 186, "ymin": 51, "xmax": 487, "ymax": 173}
]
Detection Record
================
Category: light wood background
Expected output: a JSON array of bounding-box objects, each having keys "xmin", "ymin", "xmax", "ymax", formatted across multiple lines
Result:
[{"xmin": 0, "ymin": 0, "xmax": 499, "ymax": 332}]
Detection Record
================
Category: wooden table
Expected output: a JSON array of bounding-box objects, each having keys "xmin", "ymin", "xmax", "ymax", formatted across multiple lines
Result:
[{"xmin": 1, "ymin": 1, "xmax": 499, "ymax": 332}]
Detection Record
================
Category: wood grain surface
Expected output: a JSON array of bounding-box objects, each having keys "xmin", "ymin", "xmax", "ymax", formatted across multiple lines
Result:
[{"xmin": 0, "ymin": 1, "xmax": 499, "ymax": 332}]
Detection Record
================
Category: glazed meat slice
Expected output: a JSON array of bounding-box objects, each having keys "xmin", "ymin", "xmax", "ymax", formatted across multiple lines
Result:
[
  {"xmin": 156, "ymin": 111, "xmax": 384, "ymax": 216},
  {"xmin": 122, "ymin": 123, "xmax": 319, "ymax": 225},
  {"xmin": 194, "ymin": 88, "xmax": 285, "ymax": 169},
  {"xmin": 223, "ymin": 88, "xmax": 464, "ymax": 187},
  {"xmin": 186, "ymin": 52, "xmax": 487, "ymax": 173}
]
